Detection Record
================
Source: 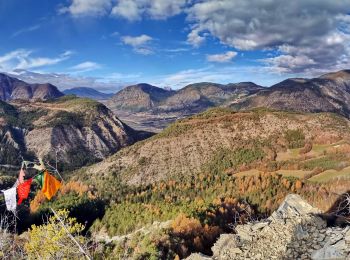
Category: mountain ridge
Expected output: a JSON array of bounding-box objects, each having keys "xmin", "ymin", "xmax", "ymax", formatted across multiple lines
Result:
[
  {"xmin": 232, "ymin": 69, "xmax": 350, "ymax": 117},
  {"xmin": 0, "ymin": 73, "xmax": 64, "ymax": 101},
  {"xmin": 108, "ymin": 83, "xmax": 175, "ymax": 112},
  {"xmin": 63, "ymin": 87, "xmax": 113, "ymax": 100},
  {"xmin": 75, "ymin": 108, "xmax": 350, "ymax": 188},
  {"xmin": 108, "ymin": 81, "xmax": 263, "ymax": 114},
  {"xmin": 0, "ymin": 96, "xmax": 149, "ymax": 171}
]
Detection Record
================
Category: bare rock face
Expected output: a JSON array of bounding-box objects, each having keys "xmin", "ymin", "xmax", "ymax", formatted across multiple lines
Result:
[
  {"xmin": 186, "ymin": 194, "xmax": 350, "ymax": 260},
  {"xmin": 269, "ymin": 194, "xmax": 321, "ymax": 220},
  {"xmin": 24, "ymin": 109, "xmax": 133, "ymax": 163},
  {"xmin": 0, "ymin": 98, "xmax": 144, "ymax": 170}
]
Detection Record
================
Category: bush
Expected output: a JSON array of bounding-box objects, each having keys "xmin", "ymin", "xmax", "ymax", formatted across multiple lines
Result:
[
  {"xmin": 48, "ymin": 111, "xmax": 84, "ymax": 128},
  {"xmin": 25, "ymin": 209, "xmax": 89, "ymax": 259},
  {"xmin": 205, "ymin": 147, "xmax": 265, "ymax": 175},
  {"xmin": 299, "ymin": 142, "xmax": 312, "ymax": 154},
  {"xmin": 285, "ymin": 129, "xmax": 305, "ymax": 149}
]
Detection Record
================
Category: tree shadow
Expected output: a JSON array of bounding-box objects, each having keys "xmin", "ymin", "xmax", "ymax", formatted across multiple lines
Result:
[{"xmin": 319, "ymin": 190, "xmax": 350, "ymax": 227}]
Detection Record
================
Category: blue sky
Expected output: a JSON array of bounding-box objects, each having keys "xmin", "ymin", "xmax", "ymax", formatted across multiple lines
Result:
[{"xmin": 0, "ymin": 0, "xmax": 349, "ymax": 92}]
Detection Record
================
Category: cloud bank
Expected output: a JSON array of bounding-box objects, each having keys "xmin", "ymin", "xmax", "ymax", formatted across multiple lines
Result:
[{"xmin": 59, "ymin": 0, "xmax": 350, "ymax": 75}]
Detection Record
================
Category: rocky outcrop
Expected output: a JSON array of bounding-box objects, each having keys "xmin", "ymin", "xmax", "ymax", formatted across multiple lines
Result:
[
  {"xmin": 0, "ymin": 98, "xmax": 148, "ymax": 170},
  {"xmin": 187, "ymin": 194, "xmax": 350, "ymax": 260}
]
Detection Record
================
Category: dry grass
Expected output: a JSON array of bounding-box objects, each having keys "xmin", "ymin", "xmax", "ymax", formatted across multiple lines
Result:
[
  {"xmin": 308, "ymin": 166, "xmax": 350, "ymax": 183},
  {"xmin": 276, "ymin": 170, "xmax": 312, "ymax": 179}
]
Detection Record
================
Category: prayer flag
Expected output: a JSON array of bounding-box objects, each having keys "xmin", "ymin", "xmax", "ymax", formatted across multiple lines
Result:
[
  {"xmin": 34, "ymin": 172, "xmax": 44, "ymax": 188},
  {"xmin": 18, "ymin": 169, "xmax": 26, "ymax": 184},
  {"xmin": 1, "ymin": 187, "xmax": 17, "ymax": 211},
  {"xmin": 17, "ymin": 178, "xmax": 33, "ymax": 205},
  {"xmin": 42, "ymin": 171, "xmax": 61, "ymax": 200}
]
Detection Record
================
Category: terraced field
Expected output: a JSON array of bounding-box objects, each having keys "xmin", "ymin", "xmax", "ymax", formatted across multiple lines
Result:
[
  {"xmin": 309, "ymin": 166, "xmax": 350, "ymax": 183},
  {"xmin": 235, "ymin": 140, "xmax": 350, "ymax": 183}
]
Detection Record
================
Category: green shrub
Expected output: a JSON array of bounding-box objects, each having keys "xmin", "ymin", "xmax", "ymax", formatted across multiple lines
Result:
[
  {"xmin": 285, "ymin": 129, "xmax": 305, "ymax": 149},
  {"xmin": 48, "ymin": 111, "xmax": 84, "ymax": 128},
  {"xmin": 205, "ymin": 147, "xmax": 265, "ymax": 175}
]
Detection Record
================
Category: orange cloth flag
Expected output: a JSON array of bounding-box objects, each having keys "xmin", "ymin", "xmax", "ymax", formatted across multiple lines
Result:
[
  {"xmin": 42, "ymin": 171, "xmax": 61, "ymax": 200},
  {"xmin": 17, "ymin": 178, "xmax": 33, "ymax": 205}
]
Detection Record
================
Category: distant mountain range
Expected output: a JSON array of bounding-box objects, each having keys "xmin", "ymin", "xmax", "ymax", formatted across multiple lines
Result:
[
  {"xmin": 106, "ymin": 69, "xmax": 350, "ymax": 120},
  {"xmin": 107, "ymin": 82, "xmax": 263, "ymax": 114},
  {"xmin": 0, "ymin": 73, "xmax": 63, "ymax": 101},
  {"xmin": 231, "ymin": 70, "xmax": 350, "ymax": 117},
  {"xmin": 63, "ymin": 87, "xmax": 113, "ymax": 100},
  {"xmin": 3, "ymin": 69, "xmax": 350, "ymax": 128},
  {"xmin": 7, "ymin": 69, "xmax": 124, "ymax": 93}
]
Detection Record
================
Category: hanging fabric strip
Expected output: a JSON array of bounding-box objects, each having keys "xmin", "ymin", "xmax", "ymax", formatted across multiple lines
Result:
[
  {"xmin": 42, "ymin": 171, "xmax": 61, "ymax": 200},
  {"xmin": 18, "ymin": 168, "xmax": 26, "ymax": 184},
  {"xmin": 17, "ymin": 178, "xmax": 33, "ymax": 205},
  {"xmin": 34, "ymin": 171, "xmax": 44, "ymax": 188},
  {"xmin": 1, "ymin": 187, "xmax": 17, "ymax": 212}
]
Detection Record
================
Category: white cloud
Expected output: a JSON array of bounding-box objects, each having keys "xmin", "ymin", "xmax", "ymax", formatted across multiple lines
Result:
[
  {"xmin": 121, "ymin": 34, "xmax": 152, "ymax": 47},
  {"xmin": 12, "ymin": 24, "xmax": 41, "ymax": 38},
  {"xmin": 146, "ymin": 0, "xmax": 186, "ymax": 19},
  {"xmin": 150, "ymin": 66, "xmax": 284, "ymax": 89},
  {"xmin": 60, "ymin": 0, "xmax": 188, "ymax": 20},
  {"xmin": 121, "ymin": 34, "xmax": 154, "ymax": 55},
  {"xmin": 133, "ymin": 48, "xmax": 154, "ymax": 55},
  {"xmin": 187, "ymin": 27, "xmax": 206, "ymax": 47},
  {"xmin": 9, "ymin": 70, "xmax": 139, "ymax": 92},
  {"xmin": 111, "ymin": 0, "xmax": 141, "ymax": 21},
  {"xmin": 0, "ymin": 49, "xmax": 32, "ymax": 65},
  {"xmin": 111, "ymin": 0, "xmax": 187, "ymax": 21},
  {"xmin": 70, "ymin": 61, "xmax": 101, "ymax": 72},
  {"xmin": 163, "ymin": 48, "xmax": 189, "ymax": 53},
  {"xmin": 187, "ymin": 0, "xmax": 350, "ymax": 73},
  {"xmin": 55, "ymin": 0, "xmax": 350, "ymax": 74},
  {"xmin": 263, "ymin": 55, "xmax": 317, "ymax": 73},
  {"xmin": 0, "ymin": 49, "xmax": 72, "ymax": 71},
  {"xmin": 207, "ymin": 51, "xmax": 237, "ymax": 63},
  {"xmin": 59, "ymin": 0, "xmax": 112, "ymax": 17}
]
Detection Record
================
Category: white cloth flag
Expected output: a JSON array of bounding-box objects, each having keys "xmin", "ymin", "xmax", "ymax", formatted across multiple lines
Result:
[{"xmin": 1, "ymin": 187, "xmax": 17, "ymax": 212}]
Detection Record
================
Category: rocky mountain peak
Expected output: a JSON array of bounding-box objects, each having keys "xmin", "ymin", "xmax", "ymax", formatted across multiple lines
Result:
[
  {"xmin": 187, "ymin": 194, "xmax": 350, "ymax": 260},
  {"xmin": 0, "ymin": 73, "xmax": 64, "ymax": 101},
  {"xmin": 320, "ymin": 70, "xmax": 350, "ymax": 80}
]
